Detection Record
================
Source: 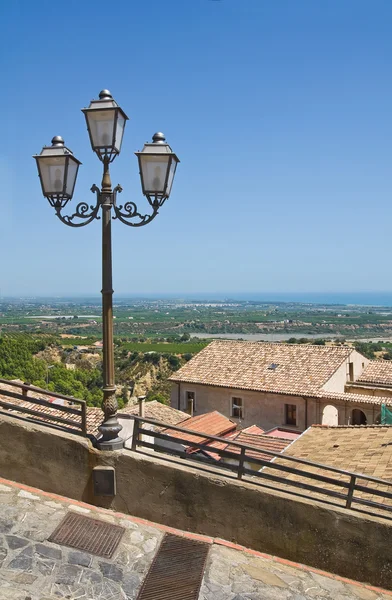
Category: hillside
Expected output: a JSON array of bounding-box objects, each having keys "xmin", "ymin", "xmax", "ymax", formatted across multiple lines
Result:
[{"xmin": 0, "ymin": 335, "xmax": 203, "ymax": 407}]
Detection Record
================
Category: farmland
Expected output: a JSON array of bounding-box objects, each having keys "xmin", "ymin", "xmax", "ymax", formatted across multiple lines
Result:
[
  {"xmin": 3, "ymin": 295, "xmax": 392, "ymax": 405},
  {"xmin": 120, "ymin": 341, "xmax": 208, "ymax": 354},
  {"xmin": 3, "ymin": 296, "xmax": 392, "ymax": 340}
]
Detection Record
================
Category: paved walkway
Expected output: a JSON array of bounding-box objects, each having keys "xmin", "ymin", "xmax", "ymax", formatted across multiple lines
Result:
[{"xmin": 0, "ymin": 478, "xmax": 390, "ymax": 600}]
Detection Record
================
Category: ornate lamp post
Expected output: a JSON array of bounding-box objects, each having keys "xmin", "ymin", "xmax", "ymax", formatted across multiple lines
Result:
[{"xmin": 33, "ymin": 90, "xmax": 180, "ymax": 450}]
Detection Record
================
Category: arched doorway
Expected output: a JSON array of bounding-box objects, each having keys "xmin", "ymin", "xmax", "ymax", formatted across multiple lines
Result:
[
  {"xmin": 322, "ymin": 405, "xmax": 338, "ymax": 426},
  {"xmin": 351, "ymin": 409, "xmax": 367, "ymax": 425}
]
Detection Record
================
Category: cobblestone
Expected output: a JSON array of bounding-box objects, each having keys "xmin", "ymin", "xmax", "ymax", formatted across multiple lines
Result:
[
  {"xmin": 0, "ymin": 481, "xmax": 390, "ymax": 600},
  {"xmin": 199, "ymin": 545, "xmax": 391, "ymax": 600}
]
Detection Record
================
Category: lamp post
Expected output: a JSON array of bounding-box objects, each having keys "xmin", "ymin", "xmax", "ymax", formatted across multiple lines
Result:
[
  {"xmin": 33, "ymin": 90, "xmax": 180, "ymax": 451},
  {"xmin": 46, "ymin": 364, "xmax": 55, "ymax": 386}
]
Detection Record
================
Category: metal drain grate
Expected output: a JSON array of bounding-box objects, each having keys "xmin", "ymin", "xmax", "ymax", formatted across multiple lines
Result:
[
  {"xmin": 137, "ymin": 533, "xmax": 210, "ymax": 600},
  {"xmin": 48, "ymin": 512, "xmax": 125, "ymax": 558}
]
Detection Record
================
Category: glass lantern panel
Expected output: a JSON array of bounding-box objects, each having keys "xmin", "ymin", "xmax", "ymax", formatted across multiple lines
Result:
[
  {"xmin": 140, "ymin": 155, "xmax": 170, "ymax": 194},
  {"xmin": 38, "ymin": 156, "xmax": 67, "ymax": 195},
  {"xmin": 65, "ymin": 159, "xmax": 79, "ymax": 197},
  {"xmin": 114, "ymin": 113, "xmax": 126, "ymax": 152},
  {"xmin": 86, "ymin": 110, "xmax": 116, "ymax": 149},
  {"xmin": 165, "ymin": 157, "xmax": 178, "ymax": 197}
]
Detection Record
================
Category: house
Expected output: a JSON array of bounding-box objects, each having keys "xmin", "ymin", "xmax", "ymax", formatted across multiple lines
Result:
[
  {"xmin": 263, "ymin": 426, "xmax": 302, "ymax": 440},
  {"xmin": 0, "ymin": 379, "xmax": 103, "ymax": 438},
  {"xmin": 346, "ymin": 359, "xmax": 392, "ymax": 398},
  {"xmin": 158, "ymin": 411, "xmax": 237, "ymax": 455},
  {"xmin": 266, "ymin": 424, "xmax": 392, "ymax": 512},
  {"xmin": 202, "ymin": 426, "xmax": 293, "ymax": 472},
  {"xmin": 157, "ymin": 412, "xmax": 293, "ymax": 472},
  {"xmin": 118, "ymin": 400, "xmax": 189, "ymax": 449},
  {"xmin": 0, "ymin": 382, "xmax": 189, "ymax": 447},
  {"xmin": 169, "ymin": 340, "xmax": 392, "ymax": 431}
]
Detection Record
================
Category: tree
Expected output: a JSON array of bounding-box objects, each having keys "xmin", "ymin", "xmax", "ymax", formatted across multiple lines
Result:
[
  {"xmin": 147, "ymin": 392, "xmax": 169, "ymax": 405},
  {"xmin": 167, "ymin": 354, "xmax": 181, "ymax": 370}
]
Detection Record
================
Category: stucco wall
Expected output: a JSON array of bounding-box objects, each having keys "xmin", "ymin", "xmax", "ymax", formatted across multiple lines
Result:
[
  {"xmin": 322, "ymin": 350, "xmax": 369, "ymax": 392},
  {"xmin": 346, "ymin": 384, "xmax": 392, "ymax": 398},
  {"xmin": 171, "ymin": 382, "xmax": 307, "ymax": 431},
  {"xmin": 0, "ymin": 413, "xmax": 391, "ymax": 590},
  {"xmin": 317, "ymin": 399, "xmax": 380, "ymax": 426},
  {"xmin": 171, "ymin": 382, "xmax": 382, "ymax": 429}
]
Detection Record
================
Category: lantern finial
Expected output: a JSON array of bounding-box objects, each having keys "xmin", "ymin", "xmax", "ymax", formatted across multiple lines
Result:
[
  {"xmin": 99, "ymin": 90, "xmax": 112, "ymax": 100},
  {"xmin": 152, "ymin": 132, "xmax": 166, "ymax": 144},
  {"xmin": 51, "ymin": 136, "xmax": 64, "ymax": 147}
]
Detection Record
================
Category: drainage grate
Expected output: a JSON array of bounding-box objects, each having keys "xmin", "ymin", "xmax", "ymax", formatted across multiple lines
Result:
[
  {"xmin": 48, "ymin": 512, "xmax": 125, "ymax": 558},
  {"xmin": 137, "ymin": 533, "xmax": 210, "ymax": 600}
]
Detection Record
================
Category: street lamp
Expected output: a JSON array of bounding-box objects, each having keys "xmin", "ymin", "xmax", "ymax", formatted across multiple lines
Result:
[{"xmin": 33, "ymin": 90, "xmax": 180, "ymax": 451}]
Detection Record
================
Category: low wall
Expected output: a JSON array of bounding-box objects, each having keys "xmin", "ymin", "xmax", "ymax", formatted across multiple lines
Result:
[{"xmin": 0, "ymin": 414, "xmax": 391, "ymax": 590}]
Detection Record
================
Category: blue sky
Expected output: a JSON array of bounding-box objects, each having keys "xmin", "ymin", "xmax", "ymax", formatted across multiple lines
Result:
[{"xmin": 1, "ymin": 0, "xmax": 391, "ymax": 297}]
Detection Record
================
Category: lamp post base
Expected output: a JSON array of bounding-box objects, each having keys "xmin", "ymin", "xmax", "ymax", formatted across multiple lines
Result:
[
  {"xmin": 97, "ymin": 412, "xmax": 123, "ymax": 451},
  {"xmin": 96, "ymin": 436, "xmax": 124, "ymax": 451}
]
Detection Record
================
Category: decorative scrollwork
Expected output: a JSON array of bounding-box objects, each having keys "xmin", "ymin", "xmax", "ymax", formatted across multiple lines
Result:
[
  {"xmin": 54, "ymin": 186, "xmax": 101, "ymax": 227},
  {"xmin": 53, "ymin": 182, "xmax": 166, "ymax": 229},
  {"xmin": 113, "ymin": 196, "xmax": 160, "ymax": 227}
]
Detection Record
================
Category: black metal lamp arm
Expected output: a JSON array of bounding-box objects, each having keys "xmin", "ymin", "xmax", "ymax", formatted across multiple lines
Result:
[
  {"xmin": 53, "ymin": 182, "xmax": 166, "ymax": 229},
  {"xmin": 53, "ymin": 185, "xmax": 101, "ymax": 228},
  {"xmin": 112, "ymin": 186, "xmax": 164, "ymax": 228}
]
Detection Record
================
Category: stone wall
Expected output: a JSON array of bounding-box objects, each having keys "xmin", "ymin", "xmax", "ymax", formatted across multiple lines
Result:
[{"xmin": 0, "ymin": 413, "xmax": 391, "ymax": 590}]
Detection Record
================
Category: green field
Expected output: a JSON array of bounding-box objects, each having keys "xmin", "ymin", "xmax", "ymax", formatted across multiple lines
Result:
[
  {"xmin": 121, "ymin": 342, "xmax": 208, "ymax": 354},
  {"xmin": 60, "ymin": 337, "xmax": 99, "ymax": 346}
]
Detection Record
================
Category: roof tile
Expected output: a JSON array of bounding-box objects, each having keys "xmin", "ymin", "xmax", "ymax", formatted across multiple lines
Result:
[
  {"xmin": 357, "ymin": 360, "xmax": 392, "ymax": 386},
  {"xmin": 163, "ymin": 411, "xmax": 236, "ymax": 448},
  {"xmin": 169, "ymin": 340, "xmax": 352, "ymax": 395},
  {"xmin": 266, "ymin": 425, "xmax": 392, "ymax": 510},
  {"xmin": 119, "ymin": 400, "xmax": 188, "ymax": 426}
]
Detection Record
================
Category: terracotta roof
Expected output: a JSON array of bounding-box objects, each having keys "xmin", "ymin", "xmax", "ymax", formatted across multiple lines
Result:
[
  {"xmin": 119, "ymin": 400, "xmax": 188, "ymax": 426},
  {"xmin": 241, "ymin": 425, "xmax": 265, "ymax": 435},
  {"xmin": 169, "ymin": 340, "xmax": 352, "ymax": 395},
  {"xmin": 316, "ymin": 390, "xmax": 392, "ymax": 406},
  {"xmin": 0, "ymin": 380, "xmax": 101, "ymax": 437},
  {"xmin": 266, "ymin": 425, "xmax": 392, "ymax": 510},
  {"xmin": 203, "ymin": 430, "xmax": 291, "ymax": 462},
  {"xmin": 357, "ymin": 360, "xmax": 392, "ymax": 386},
  {"xmin": 163, "ymin": 411, "xmax": 236, "ymax": 449},
  {"xmin": 0, "ymin": 382, "xmax": 187, "ymax": 439},
  {"xmin": 226, "ymin": 432, "xmax": 290, "ymax": 462},
  {"xmin": 85, "ymin": 407, "xmax": 103, "ymax": 437},
  {"xmin": 263, "ymin": 427, "xmax": 301, "ymax": 440}
]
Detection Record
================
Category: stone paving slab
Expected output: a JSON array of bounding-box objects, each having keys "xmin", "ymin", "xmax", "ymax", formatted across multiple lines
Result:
[{"xmin": 0, "ymin": 478, "xmax": 390, "ymax": 600}]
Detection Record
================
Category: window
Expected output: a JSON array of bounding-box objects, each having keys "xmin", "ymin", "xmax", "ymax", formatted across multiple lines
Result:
[
  {"xmin": 267, "ymin": 363, "xmax": 279, "ymax": 371},
  {"xmin": 186, "ymin": 391, "xmax": 195, "ymax": 412},
  {"xmin": 285, "ymin": 404, "xmax": 297, "ymax": 426},
  {"xmin": 348, "ymin": 362, "xmax": 354, "ymax": 381},
  {"xmin": 231, "ymin": 397, "xmax": 243, "ymax": 419}
]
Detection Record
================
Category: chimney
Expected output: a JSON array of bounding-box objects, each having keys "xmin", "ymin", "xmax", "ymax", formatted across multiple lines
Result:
[
  {"xmin": 187, "ymin": 397, "xmax": 194, "ymax": 417},
  {"xmin": 138, "ymin": 395, "xmax": 146, "ymax": 418}
]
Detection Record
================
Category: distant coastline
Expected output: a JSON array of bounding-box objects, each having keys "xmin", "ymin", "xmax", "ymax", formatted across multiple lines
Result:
[{"xmin": 2, "ymin": 292, "xmax": 392, "ymax": 307}]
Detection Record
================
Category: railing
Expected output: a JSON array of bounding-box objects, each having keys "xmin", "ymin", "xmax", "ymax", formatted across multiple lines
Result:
[
  {"xmin": 131, "ymin": 415, "xmax": 392, "ymax": 519},
  {"xmin": 0, "ymin": 378, "xmax": 87, "ymax": 436}
]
